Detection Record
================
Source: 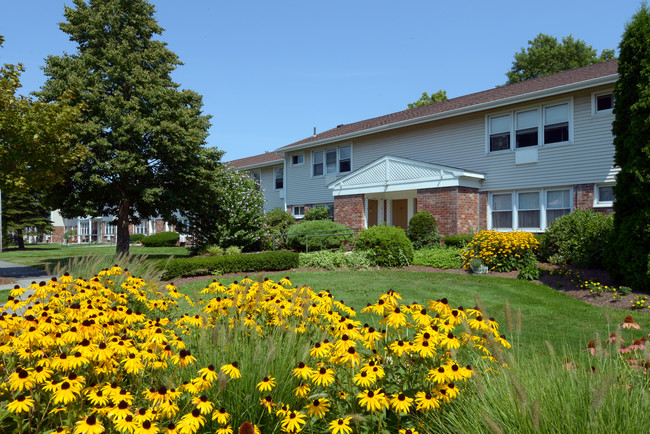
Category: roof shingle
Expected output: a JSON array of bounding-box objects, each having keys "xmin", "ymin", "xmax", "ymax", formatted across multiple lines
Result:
[{"xmin": 228, "ymin": 152, "xmax": 284, "ymax": 169}]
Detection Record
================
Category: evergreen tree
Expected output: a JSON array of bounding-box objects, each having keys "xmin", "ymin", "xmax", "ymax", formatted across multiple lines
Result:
[
  {"xmin": 609, "ymin": 4, "xmax": 650, "ymax": 290},
  {"xmin": 2, "ymin": 190, "xmax": 53, "ymax": 249},
  {"xmin": 37, "ymin": 0, "xmax": 221, "ymax": 255}
]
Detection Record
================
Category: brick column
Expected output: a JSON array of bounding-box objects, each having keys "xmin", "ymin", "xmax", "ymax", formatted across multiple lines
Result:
[
  {"xmin": 574, "ymin": 183, "xmax": 595, "ymax": 210},
  {"xmin": 416, "ymin": 186, "xmax": 480, "ymax": 235},
  {"xmin": 478, "ymin": 191, "xmax": 488, "ymax": 231},
  {"xmin": 457, "ymin": 187, "xmax": 480, "ymax": 234},
  {"xmin": 334, "ymin": 194, "xmax": 365, "ymax": 231}
]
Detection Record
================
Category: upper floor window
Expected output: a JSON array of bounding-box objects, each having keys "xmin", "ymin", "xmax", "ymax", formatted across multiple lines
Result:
[
  {"xmin": 543, "ymin": 104, "xmax": 569, "ymax": 144},
  {"xmin": 250, "ymin": 170, "xmax": 261, "ymax": 185},
  {"xmin": 489, "ymin": 115, "xmax": 511, "ymax": 152},
  {"xmin": 595, "ymin": 93, "xmax": 614, "ymax": 114},
  {"xmin": 291, "ymin": 153, "xmax": 304, "ymax": 166},
  {"xmin": 274, "ymin": 167, "xmax": 283, "ymax": 190},
  {"xmin": 312, "ymin": 145, "xmax": 352, "ymax": 177},
  {"xmin": 516, "ymin": 110, "xmax": 538, "ymax": 148}
]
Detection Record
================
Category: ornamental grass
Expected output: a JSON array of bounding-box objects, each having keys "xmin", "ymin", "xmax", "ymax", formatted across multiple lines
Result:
[
  {"xmin": 0, "ymin": 266, "xmax": 508, "ymax": 433},
  {"xmin": 461, "ymin": 230, "xmax": 539, "ymax": 272}
]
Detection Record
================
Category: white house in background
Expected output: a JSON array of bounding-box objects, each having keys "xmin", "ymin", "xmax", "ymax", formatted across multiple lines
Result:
[
  {"xmin": 228, "ymin": 151, "xmax": 286, "ymax": 213},
  {"xmin": 232, "ymin": 60, "xmax": 618, "ymax": 235}
]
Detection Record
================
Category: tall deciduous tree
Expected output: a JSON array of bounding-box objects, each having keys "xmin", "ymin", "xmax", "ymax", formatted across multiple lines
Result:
[
  {"xmin": 407, "ymin": 90, "xmax": 447, "ymax": 109},
  {"xmin": 37, "ymin": 0, "xmax": 221, "ymax": 255},
  {"xmin": 505, "ymin": 34, "xmax": 615, "ymax": 84},
  {"xmin": 1, "ymin": 190, "xmax": 53, "ymax": 250},
  {"xmin": 608, "ymin": 4, "xmax": 650, "ymax": 291}
]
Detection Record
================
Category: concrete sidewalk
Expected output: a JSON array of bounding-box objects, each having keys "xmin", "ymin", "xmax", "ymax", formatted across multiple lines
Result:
[{"xmin": 0, "ymin": 260, "xmax": 50, "ymax": 291}]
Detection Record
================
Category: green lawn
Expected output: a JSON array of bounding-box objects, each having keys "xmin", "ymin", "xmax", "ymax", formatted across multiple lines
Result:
[
  {"xmin": 0, "ymin": 243, "xmax": 190, "ymax": 271},
  {"xmin": 178, "ymin": 270, "xmax": 650, "ymax": 355}
]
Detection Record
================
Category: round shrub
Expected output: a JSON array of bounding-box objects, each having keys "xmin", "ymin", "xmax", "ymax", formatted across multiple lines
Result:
[
  {"xmin": 461, "ymin": 230, "xmax": 538, "ymax": 272},
  {"xmin": 355, "ymin": 224, "xmax": 414, "ymax": 267},
  {"xmin": 407, "ymin": 210, "xmax": 440, "ymax": 249},
  {"xmin": 140, "ymin": 231, "xmax": 180, "ymax": 247},
  {"xmin": 303, "ymin": 206, "xmax": 332, "ymax": 221},
  {"xmin": 542, "ymin": 209, "xmax": 613, "ymax": 268},
  {"xmin": 285, "ymin": 220, "xmax": 353, "ymax": 251},
  {"xmin": 130, "ymin": 234, "xmax": 146, "ymax": 243}
]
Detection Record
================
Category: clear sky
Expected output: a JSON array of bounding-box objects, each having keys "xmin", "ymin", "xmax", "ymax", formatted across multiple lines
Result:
[{"xmin": 0, "ymin": 0, "xmax": 642, "ymax": 161}]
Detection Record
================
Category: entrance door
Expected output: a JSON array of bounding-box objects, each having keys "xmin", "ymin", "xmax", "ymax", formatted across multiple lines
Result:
[
  {"xmin": 368, "ymin": 200, "xmax": 378, "ymax": 227},
  {"xmin": 392, "ymin": 199, "xmax": 408, "ymax": 229}
]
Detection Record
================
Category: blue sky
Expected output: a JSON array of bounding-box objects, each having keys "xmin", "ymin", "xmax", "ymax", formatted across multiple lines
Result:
[{"xmin": 0, "ymin": 0, "xmax": 642, "ymax": 160}]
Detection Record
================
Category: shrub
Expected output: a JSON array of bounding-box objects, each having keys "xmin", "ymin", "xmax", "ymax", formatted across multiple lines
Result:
[
  {"xmin": 355, "ymin": 224, "xmax": 414, "ymax": 267},
  {"xmin": 303, "ymin": 206, "xmax": 332, "ymax": 221},
  {"xmin": 407, "ymin": 210, "xmax": 440, "ymax": 249},
  {"xmin": 443, "ymin": 233, "xmax": 474, "ymax": 248},
  {"xmin": 461, "ymin": 230, "xmax": 538, "ymax": 272},
  {"xmin": 298, "ymin": 250, "xmax": 373, "ymax": 270},
  {"xmin": 542, "ymin": 209, "xmax": 613, "ymax": 268},
  {"xmin": 140, "ymin": 231, "xmax": 179, "ymax": 247},
  {"xmin": 263, "ymin": 208, "xmax": 296, "ymax": 250},
  {"xmin": 206, "ymin": 245, "xmax": 225, "ymax": 256},
  {"xmin": 285, "ymin": 220, "xmax": 353, "ymax": 251},
  {"xmin": 413, "ymin": 245, "xmax": 462, "ymax": 269},
  {"xmin": 130, "ymin": 233, "xmax": 146, "ymax": 243},
  {"xmin": 162, "ymin": 250, "xmax": 299, "ymax": 279}
]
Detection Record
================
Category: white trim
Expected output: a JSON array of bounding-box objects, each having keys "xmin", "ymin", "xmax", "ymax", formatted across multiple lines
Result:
[
  {"xmin": 290, "ymin": 153, "xmax": 305, "ymax": 167},
  {"xmin": 231, "ymin": 159, "xmax": 284, "ymax": 170},
  {"xmin": 279, "ymin": 74, "xmax": 617, "ymax": 153},
  {"xmin": 591, "ymin": 91, "xmax": 614, "ymax": 116},
  {"xmin": 292, "ymin": 205, "xmax": 305, "ymax": 218},
  {"xmin": 311, "ymin": 143, "xmax": 353, "ymax": 179},
  {"xmin": 488, "ymin": 187, "xmax": 573, "ymax": 232},
  {"xmin": 594, "ymin": 183, "xmax": 615, "ymax": 207},
  {"xmin": 273, "ymin": 166, "xmax": 284, "ymax": 191}
]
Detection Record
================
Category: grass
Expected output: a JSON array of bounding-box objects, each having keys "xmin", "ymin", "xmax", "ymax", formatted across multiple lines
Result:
[
  {"xmin": 177, "ymin": 270, "xmax": 650, "ymax": 354},
  {"xmin": 0, "ymin": 243, "xmax": 190, "ymax": 270}
]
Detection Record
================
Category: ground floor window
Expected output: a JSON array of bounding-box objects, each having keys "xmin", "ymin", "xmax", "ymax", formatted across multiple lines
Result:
[
  {"xmin": 292, "ymin": 205, "xmax": 305, "ymax": 218},
  {"xmin": 489, "ymin": 187, "xmax": 573, "ymax": 231},
  {"xmin": 134, "ymin": 221, "xmax": 148, "ymax": 234}
]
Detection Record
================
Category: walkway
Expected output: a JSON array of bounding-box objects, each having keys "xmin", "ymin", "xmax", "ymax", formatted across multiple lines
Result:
[{"xmin": 0, "ymin": 260, "xmax": 50, "ymax": 291}]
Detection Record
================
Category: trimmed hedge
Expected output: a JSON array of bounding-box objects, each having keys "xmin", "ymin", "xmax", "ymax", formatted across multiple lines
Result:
[
  {"xmin": 141, "ymin": 231, "xmax": 180, "ymax": 247},
  {"xmin": 162, "ymin": 251, "xmax": 299, "ymax": 279},
  {"xmin": 443, "ymin": 233, "xmax": 474, "ymax": 248},
  {"xmin": 130, "ymin": 234, "xmax": 146, "ymax": 243}
]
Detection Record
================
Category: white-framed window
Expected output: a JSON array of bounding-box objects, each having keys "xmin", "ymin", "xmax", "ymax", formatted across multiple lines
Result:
[
  {"xmin": 315, "ymin": 203, "xmax": 335, "ymax": 219},
  {"xmin": 487, "ymin": 100, "xmax": 572, "ymax": 153},
  {"xmin": 312, "ymin": 145, "xmax": 352, "ymax": 177},
  {"xmin": 105, "ymin": 222, "xmax": 116, "ymax": 235},
  {"xmin": 134, "ymin": 221, "xmax": 148, "ymax": 235},
  {"xmin": 491, "ymin": 193, "xmax": 513, "ymax": 229},
  {"xmin": 292, "ymin": 205, "xmax": 305, "ymax": 217},
  {"xmin": 80, "ymin": 221, "xmax": 90, "ymax": 236},
  {"xmin": 594, "ymin": 184, "xmax": 615, "ymax": 207},
  {"xmin": 291, "ymin": 153, "xmax": 304, "ymax": 166},
  {"xmin": 274, "ymin": 167, "xmax": 283, "ymax": 190},
  {"xmin": 250, "ymin": 170, "xmax": 261, "ymax": 185},
  {"xmin": 546, "ymin": 189, "xmax": 571, "ymax": 225},
  {"xmin": 593, "ymin": 92, "xmax": 614, "ymax": 114},
  {"xmin": 518, "ymin": 192, "xmax": 541, "ymax": 229}
]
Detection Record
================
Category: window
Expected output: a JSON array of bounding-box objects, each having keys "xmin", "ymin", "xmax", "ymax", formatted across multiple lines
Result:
[
  {"xmin": 80, "ymin": 221, "xmax": 90, "ymax": 235},
  {"xmin": 595, "ymin": 184, "xmax": 615, "ymax": 206},
  {"xmin": 339, "ymin": 146, "xmax": 351, "ymax": 172},
  {"xmin": 489, "ymin": 115, "xmax": 511, "ymax": 152},
  {"xmin": 291, "ymin": 154, "xmax": 304, "ymax": 166},
  {"xmin": 313, "ymin": 151, "xmax": 324, "ymax": 176},
  {"xmin": 105, "ymin": 223, "xmax": 116, "ymax": 235},
  {"xmin": 250, "ymin": 170, "xmax": 261, "ymax": 185},
  {"xmin": 274, "ymin": 167, "xmax": 283, "ymax": 190},
  {"xmin": 312, "ymin": 146, "xmax": 352, "ymax": 176},
  {"xmin": 595, "ymin": 93, "xmax": 614, "ymax": 113},
  {"xmin": 491, "ymin": 194, "xmax": 512, "ymax": 229},
  {"xmin": 134, "ymin": 221, "xmax": 147, "ymax": 235},
  {"xmin": 546, "ymin": 190, "xmax": 571, "ymax": 224},
  {"xmin": 516, "ymin": 110, "xmax": 538, "ymax": 148},
  {"xmin": 544, "ymin": 104, "xmax": 569, "ymax": 144},
  {"xmin": 518, "ymin": 192, "xmax": 540, "ymax": 229},
  {"xmin": 292, "ymin": 206, "xmax": 305, "ymax": 217}
]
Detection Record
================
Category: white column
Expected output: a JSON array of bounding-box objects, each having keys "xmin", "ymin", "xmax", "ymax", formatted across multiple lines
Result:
[{"xmin": 77, "ymin": 219, "xmax": 81, "ymax": 244}]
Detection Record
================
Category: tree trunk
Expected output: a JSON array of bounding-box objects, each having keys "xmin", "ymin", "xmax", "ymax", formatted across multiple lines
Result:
[
  {"xmin": 116, "ymin": 199, "xmax": 130, "ymax": 256},
  {"xmin": 17, "ymin": 228, "xmax": 25, "ymax": 250}
]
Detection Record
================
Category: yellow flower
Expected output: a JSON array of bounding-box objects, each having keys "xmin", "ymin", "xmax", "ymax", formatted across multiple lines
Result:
[
  {"xmin": 305, "ymin": 398, "xmax": 330, "ymax": 419},
  {"xmin": 390, "ymin": 392, "xmax": 413, "ymax": 414},
  {"xmin": 281, "ymin": 411, "xmax": 306, "ymax": 433},
  {"xmin": 7, "ymin": 394, "xmax": 34, "ymax": 413},
  {"xmin": 310, "ymin": 366, "xmax": 336, "ymax": 386},
  {"xmin": 329, "ymin": 417, "xmax": 352, "ymax": 434},
  {"xmin": 256, "ymin": 376, "xmax": 276, "ymax": 392},
  {"xmin": 73, "ymin": 414, "xmax": 104, "ymax": 434},
  {"xmin": 220, "ymin": 362, "xmax": 241, "ymax": 379}
]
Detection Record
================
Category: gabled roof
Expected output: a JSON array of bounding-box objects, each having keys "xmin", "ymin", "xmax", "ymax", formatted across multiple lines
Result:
[
  {"xmin": 228, "ymin": 152, "xmax": 284, "ymax": 169},
  {"xmin": 328, "ymin": 155, "xmax": 485, "ymax": 196},
  {"xmin": 279, "ymin": 60, "xmax": 618, "ymax": 152}
]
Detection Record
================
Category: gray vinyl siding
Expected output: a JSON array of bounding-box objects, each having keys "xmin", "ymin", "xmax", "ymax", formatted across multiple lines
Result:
[
  {"xmin": 259, "ymin": 165, "xmax": 285, "ymax": 212},
  {"xmin": 283, "ymin": 86, "xmax": 616, "ymax": 205}
]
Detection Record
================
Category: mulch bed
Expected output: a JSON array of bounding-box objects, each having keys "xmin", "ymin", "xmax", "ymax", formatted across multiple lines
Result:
[
  {"xmin": 0, "ymin": 277, "xmax": 16, "ymax": 285},
  {"xmin": 166, "ymin": 263, "xmax": 638, "ymax": 311}
]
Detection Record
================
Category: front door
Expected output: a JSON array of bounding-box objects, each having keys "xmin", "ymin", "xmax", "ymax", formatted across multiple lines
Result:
[
  {"xmin": 368, "ymin": 200, "xmax": 378, "ymax": 227},
  {"xmin": 392, "ymin": 199, "xmax": 408, "ymax": 229}
]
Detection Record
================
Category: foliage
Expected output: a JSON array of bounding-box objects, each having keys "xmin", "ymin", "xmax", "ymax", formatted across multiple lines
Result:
[
  {"xmin": 443, "ymin": 233, "xmax": 475, "ymax": 248},
  {"xmin": 298, "ymin": 250, "xmax": 374, "ymax": 270},
  {"xmin": 413, "ymin": 245, "xmax": 462, "ymax": 269},
  {"xmin": 303, "ymin": 206, "xmax": 332, "ymax": 221},
  {"xmin": 517, "ymin": 263, "xmax": 542, "ymax": 280},
  {"xmin": 355, "ymin": 224, "xmax": 414, "ymax": 267},
  {"xmin": 1, "ymin": 190, "xmax": 53, "ymax": 249},
  {"xmin": 461, "ymin": 230, "xmax": 539, "ymax": 272},
  {"xmin": 0, "ymin": 268, "xmax": 507, "ymax": 433},
  {"xmin": 505, "ymin": 33, "xmax": 615, "ymax": 84},
  {"xmin": 0, "ymin": 36, "xmax": 84, "ymax": 195},
  {"xmin": 407, "ymin": 90, "xmax": 448, "ymax": 109},
  {"xmin": 180, "ymin": 165, "xmax": 266, "ymax": 252},
  {"xmin": 542, "ymin": 209, "xmax": 613, "ymax": 268},
  {"xmin": 631, "ymin": 295, "xmax": 649, "ymax": 310},
  {"xmin": 263, "ymin": 208, "xmax": 296, "ymax": 250},
  {"xmin": 161, "ymin": 251, "xmax": 299, "ymax": 279},
  {"xmin": 285, "ymin": 220, "xmax": 353, "ymax": 252},
  {"xmin": 140, "ymin": 231, "xmax": 179, "ymax": 248},
  {"xmin": 129, "ymin": 234, "xmax": 146, "ymax": 244},
  {"xmin": 407, "ymin": 210, "xmax": 440, "ymax": 249},
  {"xmin": 37, "ymin": 1, "xmax": 221, "ymax": 255},
  {"xmin": 608, "ymin": 4, "xmax": 650, "ymax": 292}
]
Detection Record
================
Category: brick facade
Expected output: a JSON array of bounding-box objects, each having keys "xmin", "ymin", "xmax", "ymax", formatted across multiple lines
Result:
[
  {"xmin": 416, "ymin": 187, "xmax": 480, "ymax": 236},
  {"xmin": 333, "ymin": 194, "xmax": 365, "ymax": 231},
  {"xmin": 574, "ymin": 183, "xmax": 614, "ymax": 215}
]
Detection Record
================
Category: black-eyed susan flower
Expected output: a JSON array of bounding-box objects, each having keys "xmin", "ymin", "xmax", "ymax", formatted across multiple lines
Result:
[
  {"xmin": 7, "ymin": 394, "xmax": 34, "ymax": 413},
  {"xmin": 191, "ymin": 395, "xmax": 213, "ymax": 415},
  {"xmin": 73, "ymin": 414, "xmax": 104, "ymax": 434},
  {"xmin": 310, "ymin": 366, "xmax": 335, "ymax": 387},
  {"xmin": 212, "ymin": 407, "xmax": 230, "ymax": 425},
  {"xmin": 54, "ymin": 381, "xmax": 79, "ymax": 405},
  {"xmin": 353, "ymin": 370, "xmax": 376, "ymax": 388},
  {"xmin": 109, "ymin": 400, "xmax": 132, "ymax": 419},
  {"xmin": 390, "ymin": 392, "xmax": 413, "ymax": 414},
  {"xmin": 134, "ymin": 419, "xmax": 158, "ymax": 434},
  {"xmin": 220, "ymin": 362, "xmax": 241, "ymax": 379},
  {"xmin": 357, "ymin": 389, "xmax": 383, "ymax": 412},
  {"xmin": 256, "ymin": 376, "xmax": 276, "ymax": 392},
  {"xmin": 293, "ymin": 383, "xmax": 310, "ymax": 398},
  {"xmin": 329, "ymin": 417, "xmax": 352, "ymax": 434},
  {"xmin": 113, "ymin": 414, "xmax": 136, "ymax": 433},
  {"xmin": 399, "ymin": 429, "xmax": 419, "ymax": 434},
  {"xmin": 259, "ymin": 395, "xmax": 275, "ymax": 413},
  {"xmin": 305, "ymin": 398, "xmax": 330, "ymax": 419},
  {"xmin": 215, "ymin": 426, "xmax": 233, "ymax": 434},
  {"xmin": 415, "ymin": 391, "xmax": 440, "ymax": 411},
  {"xmin": 280, "ymin": 411, "xmax": 306, "ymax": 433},
  {"xmin": 292, "ymin": 362, "xmax": 313, "ymax": 380},
  {"xmin": 9, "ymin": 367, "xmax": 35, "ymax": 392},
  {"xmin": 197, "ymin": 364, "xmax": 219, "ymax": 382}
]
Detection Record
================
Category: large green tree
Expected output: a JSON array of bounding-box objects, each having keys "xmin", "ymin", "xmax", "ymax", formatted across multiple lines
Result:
[
  {"xmin": 38, "ymin": 0, "xmax": 222, "ymax": 255},
  {"xmin": 505, "ymin": 33, "xmax": 615, "ymax": 84},
  {"xmin": 608, "ymin": 4, "xmax": 650, "ymax": 291},
  {"xmin": 407, "ymin": 90, "xmax": 447, "ymax": 109},
  {"xmin": 1, "ymin": 190, "xmax": 53, "ymax": 250}
]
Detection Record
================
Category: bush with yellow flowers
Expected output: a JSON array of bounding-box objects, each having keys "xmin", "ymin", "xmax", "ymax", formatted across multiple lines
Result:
[
  {"xmin": 461, "ymin": 230, "xmax": 539, "ymax": 272},
  {"xmin": 0, "ymin": 266, "xmax": 509, "ymax": 433}
]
